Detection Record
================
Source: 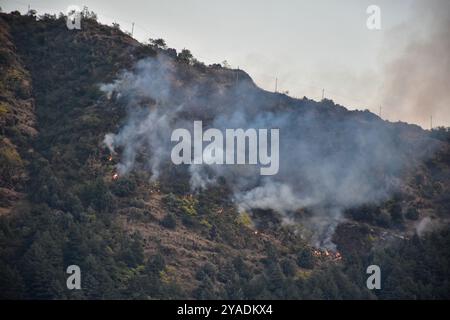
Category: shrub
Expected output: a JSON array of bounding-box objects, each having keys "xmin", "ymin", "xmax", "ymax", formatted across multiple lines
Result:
[
  {"xmin": 389, "ymin": 203, "xmax": 404, "ymax": 224},
  {"xmin": 160, "ymin": 213, "xmax": 176, "ymax": 229},
  {"xmin": 0, "ymin": 141, "xmax": 23, "ymax": 187},
  {"xmin": 281, "ymin": 258, "xmax": 297, "ymax": 277},
  {"xmin": 297, "ymin": 248, "xmax": 314, "ymax": 269},
  {"xmin": 149, "ymin": 38, "xmax": 167, "ymax": 49},
  {"xmin": 110, "ymin": 177, "xmax": 137, "ymax": 197},
  {"xmin": 236, "ymin": 211, "xmax": 253, "ymax": 227},
  {"xmin": 406, "ymin": 207, "xmax": 420, "ymax": 220},
  {"xmin": 177, "ymin": 49, "xmax": 193, "ymax": 64}
]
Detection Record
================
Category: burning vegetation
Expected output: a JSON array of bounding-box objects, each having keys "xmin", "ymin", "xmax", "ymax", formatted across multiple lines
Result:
[
  {"xmin": 312, "ymin": 248, "xmax": 342, "ymax": 262},
  {"xmin": 1, "ymin": 10, "xmax": 449, "ymax": 300}
]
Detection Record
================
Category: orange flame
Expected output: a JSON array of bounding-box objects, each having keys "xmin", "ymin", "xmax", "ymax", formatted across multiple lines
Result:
[{"xmin": 312, "ymin": 248, "xmax": 342, "ymax": 261}]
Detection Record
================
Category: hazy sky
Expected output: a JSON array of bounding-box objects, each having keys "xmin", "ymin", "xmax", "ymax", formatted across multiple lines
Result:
[{"xmin": 2, "ymin": 0, "xmax": 449, "ymax": 128}]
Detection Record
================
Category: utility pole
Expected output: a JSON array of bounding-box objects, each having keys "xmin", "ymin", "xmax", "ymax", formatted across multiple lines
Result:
[
  {"xmin": 321, "ymin": 88, "xmax": 325, "ymax": 100},
  {"xmin": 275, "ymin": 77, "xmax": 278, "ymax": 93},
  {"xmin": 131, "ymin": 22, "xmax": 135, "ymax": 37},
  {"xmin": 430, "ymin": 115, "xmax": 433, "ymax": 130}
]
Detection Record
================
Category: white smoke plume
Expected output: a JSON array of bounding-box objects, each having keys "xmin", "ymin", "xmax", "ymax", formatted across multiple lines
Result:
[
  {"xmin": 100, "ymin": 54, "xmax": 437, "ymax": 248},
  {"xmin": 379, "ymin": 0, "xmax": 450, "ymax": 128}
]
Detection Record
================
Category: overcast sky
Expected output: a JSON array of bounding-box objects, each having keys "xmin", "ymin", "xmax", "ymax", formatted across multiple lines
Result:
[{"xmin": 2, "ymin": 0, "xmax": 449, "ymax": 128}]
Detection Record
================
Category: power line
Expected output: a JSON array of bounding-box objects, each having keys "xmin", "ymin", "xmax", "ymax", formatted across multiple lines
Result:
[{"xmin": 5, "ymin": 0, "xmax": 393, "ymax": 120}]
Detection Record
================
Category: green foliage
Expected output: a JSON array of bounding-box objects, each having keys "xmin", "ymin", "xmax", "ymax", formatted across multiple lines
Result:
[
  {"xmin": 296, "ymin": 248, "xmax": 315, "ymax": 269},
  {"xmin": 149, "ymin": 38, "xmax": 167, "ymax": 49},
  {"xmin": 80, "ymin": 6, "xmax": 97, "ymax": 20},
  {"xmin": 406, "ymin": 207, "xmax": 419, "ymax": 220},
  {"xmin": 0, "ymin": 102, "xmax": 9, "ymax": 115},
  {"xmin": 163, "ymin": 193, "xmax": 198, "ymax": 218},
  {"xmin": 0, "ymin": 140, "xmax": 23, "ymax": 187},
  {"xmin": 160, "ymin": 213, "xmax": 177, "ymax": 229},
  {"xmin": 430, "ymin": 127, "xmax": 450, "ymax": 143},
  {"xmin": 389, "ymin": 202, "xmax": 404, "ymax": 225},
  {"xmin": 345, "ymin": 203, "xmax": 382, "ymax": 225},
  {"xmin": 196, "ymin": 262, "xmax": 217, "ymax": 281},
  {"xmin": 146, "ymin": 253, "xmax": 166, "ymax": 275},
  {"xmin": 370, "ymin": 230, "xmax": 450, "ymax": 299},
  {"xmin": 236, "ymin": 211, "xmax": 253, "ymax": 227},
  {"xmin": 0, "ymin": 11, "xmax": 449, "ymax": 301},
  {"xmin": 110, "ymin": 176, "xmax": 137, "ymax": 197},
  {"xmin": 79, "ymin": 178, "xmax": 115, "ymax": 212},
  {"xmin": 177, "ymin": 49, "xmax": 194, "ymax": 64},
  {"xmin": 181, "ymin": 196, "xmax": 197, "ymax": 216},
  {"xmin": 159, "ymin": 164, "xmax": 191, "ymax": 194},
  {"xmin": 120, "ymin": 233, "xmax": 145, "ymax": 268},
  {"xmin": 280, "ymin": 258, "xmax": 297, "ymax": 277},
  {"xmin": 0, "ymin": 49, "xmax": 13, "ymax": 66}
]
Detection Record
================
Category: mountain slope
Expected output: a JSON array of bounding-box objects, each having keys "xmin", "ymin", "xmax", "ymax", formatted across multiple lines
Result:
[{"xmin": 0, "ymin": 11, "xmax": 450, "ymax": 299}]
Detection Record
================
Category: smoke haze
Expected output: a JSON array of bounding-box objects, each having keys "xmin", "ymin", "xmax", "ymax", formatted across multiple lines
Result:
[
  {"xmin": 101, "ymin": 54, "xmax": 436, "ymax": 248},
  {"xmin": 379, "ymin": 0, "xmax": 450, "ymax": 128}
]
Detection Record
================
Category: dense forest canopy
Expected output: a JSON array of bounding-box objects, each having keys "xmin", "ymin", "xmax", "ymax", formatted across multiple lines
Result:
[{"xmin": 0, "ymin": 10, "xmax": 449, "ymax": 299}]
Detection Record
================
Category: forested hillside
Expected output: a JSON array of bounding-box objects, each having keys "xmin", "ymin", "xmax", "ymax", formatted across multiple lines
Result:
[{"xmin": 0, "ymin": 10, "xmax": 449, "ymax": 299}]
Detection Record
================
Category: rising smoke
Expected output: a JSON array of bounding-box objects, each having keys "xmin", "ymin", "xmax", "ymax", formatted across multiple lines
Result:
[
  {"xmin": 380, "ymin": 0, "xmax": 450, "ymax": 128},
  {"xmin": 101, "ymin": 54, "xmax": 435, "ymax": 248}
]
